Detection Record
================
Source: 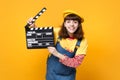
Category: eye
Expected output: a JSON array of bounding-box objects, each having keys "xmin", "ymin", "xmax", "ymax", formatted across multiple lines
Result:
[
  {"xmin": 66, "ymin": 20, "xmax": 70, "ymax": 23},
  {"xmin": 73, "ymin": 20, "xmax": 78, "ymax": 24}
]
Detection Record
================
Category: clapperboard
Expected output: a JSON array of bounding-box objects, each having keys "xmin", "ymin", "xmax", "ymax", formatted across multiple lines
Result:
[
  {"xmin": 25, "ymin": 7, "xmax": 54, "ymax": 49},
  {"xmin": 25, "ymin": 27, "xmax": 54, "ymax": 49}
]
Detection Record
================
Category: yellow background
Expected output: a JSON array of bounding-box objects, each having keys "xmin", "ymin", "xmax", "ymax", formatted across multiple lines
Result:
[{"xmin": 0, "ymin": 0, "xmax": 120, "ymax": 80}]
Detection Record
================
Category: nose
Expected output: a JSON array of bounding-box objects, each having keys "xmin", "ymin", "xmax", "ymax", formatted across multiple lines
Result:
[
  {"xmin": 70, "ymin": 22, "xmax": 74, "ymax": 27},
  {"xmin": 70, "ymin": 21, "xmax": 74, "ymax": 26}
]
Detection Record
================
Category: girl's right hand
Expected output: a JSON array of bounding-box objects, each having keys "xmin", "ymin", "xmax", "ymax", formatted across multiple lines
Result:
[{"xmin": 27, "ymin": 17, "xmax": 37, "ymax": 28}]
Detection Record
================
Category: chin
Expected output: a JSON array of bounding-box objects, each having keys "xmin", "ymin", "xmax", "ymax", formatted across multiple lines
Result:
[{"xmin": 69, "ymin": 30, "xmax": 76, "ymax": 33}]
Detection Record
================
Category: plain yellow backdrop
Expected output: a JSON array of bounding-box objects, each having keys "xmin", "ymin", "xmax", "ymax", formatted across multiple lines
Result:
[{"xmin": 0, "ymin": 0, "xmax": 120, "ymax": 80}]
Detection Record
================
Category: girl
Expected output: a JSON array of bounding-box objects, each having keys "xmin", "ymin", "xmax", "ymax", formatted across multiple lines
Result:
[{"xmin": 27, "ymin": 10, "xmax": 88, "ymax": 80}]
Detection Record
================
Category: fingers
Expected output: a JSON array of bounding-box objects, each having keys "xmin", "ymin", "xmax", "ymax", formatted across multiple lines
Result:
[
  {"xmin": 47, "ymin": 47, "xmax": 55, "ymax": 53},
  {"xmin": 27, "ymin": 17, "xmax": 33, "ymax": 25},
  {"xmin": 47, "ymin": 47, "xmax": 55, "ymax": 50},
  {"xmin": 27, "ymin": 17, "xmax": 36, "ymax": 28}
]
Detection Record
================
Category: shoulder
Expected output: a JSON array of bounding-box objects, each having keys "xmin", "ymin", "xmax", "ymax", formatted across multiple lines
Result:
[
  {"xmin": 54, "ymin": 27, "xmax": 60, "ymax": 33},
  {"xmin": 54, "ymin": 27, "xmax": 60, "ymax": 37},
  {"xmin": 77, "ymin": 37, "xmax": 88, "ymax": 46},
  {"xmin": 75, "ymin": 38, "xmax": 88, "ymax": 55},
  {"xmin": 53, "ymin": 27, "xmax": 61, "ymax": 42},
  {"xmin": 80, "ymin": 38, "xmax": 88, "ymax": 46},
  {"xmin": 79, "ymin": 38, "xmax": 88, "ymax": 50}
]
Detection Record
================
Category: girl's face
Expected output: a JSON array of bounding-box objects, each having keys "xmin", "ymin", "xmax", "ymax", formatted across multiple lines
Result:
[{"xmin": 64, "ymin": 20, "xmax": 79, "ymax": 34}]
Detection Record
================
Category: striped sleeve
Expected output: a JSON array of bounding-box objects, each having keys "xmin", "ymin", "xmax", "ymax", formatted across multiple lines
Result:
[{"xmin": 59, "ymin": 38, "xmax": 88, "ymax": 68}]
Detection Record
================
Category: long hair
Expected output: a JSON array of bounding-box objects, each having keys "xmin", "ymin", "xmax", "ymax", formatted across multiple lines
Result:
[{"xmin": 59, "ymin": 14, "xmax": 84, "ymax": 40}]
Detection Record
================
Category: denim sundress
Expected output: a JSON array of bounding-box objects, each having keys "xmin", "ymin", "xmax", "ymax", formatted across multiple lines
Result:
[{"xmin": 46, "ymin": 37, "xmax": 81, "ymax": 80}]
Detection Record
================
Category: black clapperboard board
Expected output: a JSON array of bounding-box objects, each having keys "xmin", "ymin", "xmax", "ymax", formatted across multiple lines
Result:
[{"xmin": 25, "ymin": 7, "xmax": 54, "ymax": 49}]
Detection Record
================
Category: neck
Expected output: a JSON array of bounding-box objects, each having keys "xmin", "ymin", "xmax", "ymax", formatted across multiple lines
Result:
[
  {"xmin": 67, "ymin": 33, "xmax": 75, "ymax": 39},
  {"xmin": 68, "ymin": 33, "xmax": 74, "ymax": 37}
]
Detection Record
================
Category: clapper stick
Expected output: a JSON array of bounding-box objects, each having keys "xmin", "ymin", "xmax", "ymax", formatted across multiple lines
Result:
[{"xmin": 25, "ymin": 7, "xmax": 47, "ymax": 29}]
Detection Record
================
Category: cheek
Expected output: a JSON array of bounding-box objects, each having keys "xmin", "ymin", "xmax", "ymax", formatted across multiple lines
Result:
[
  {"xmin": 64, "ymin": 23, "xmax": 68, "ymax": 28},
  {"xmin": 64, "ymin": 23, "xmax": 66, "ymax": 27},
  {"xmin": 75, "ymin": 24, "xmax": 79, "ymax": 28}
]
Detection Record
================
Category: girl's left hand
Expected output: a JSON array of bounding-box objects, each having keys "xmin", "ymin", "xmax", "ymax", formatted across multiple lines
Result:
[{"xmin": 47, "ymin": 47, "xmax": 58, "ymax": 56}]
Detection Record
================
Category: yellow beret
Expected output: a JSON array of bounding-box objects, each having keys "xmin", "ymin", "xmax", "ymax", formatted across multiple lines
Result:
[
  {"xmin": 63, "ymin": 10, "xmax": 84, "ymax": 23},
  {"xmin": 63, "ymin": 10, "xmax": 80, "ymax": 18}
]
